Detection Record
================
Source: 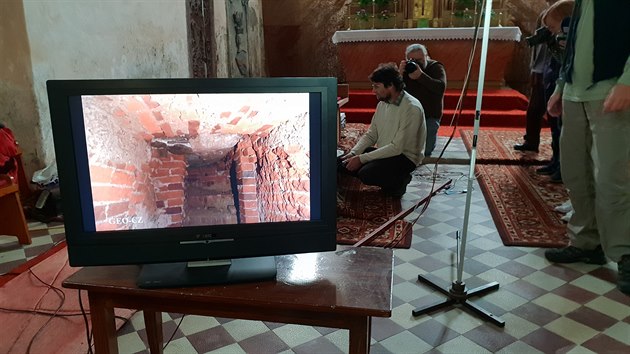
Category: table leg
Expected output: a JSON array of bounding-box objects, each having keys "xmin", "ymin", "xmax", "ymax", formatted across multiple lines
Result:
[
  {"xmin": 348, "ymin": 316, "xmax": 371, "ymax": 354},
  {"xmin": 88, "ymin": 293, "xmax": 118, "ymax": 354},
  {"xmin": 144, "ymin": 311, "xmax": 164, "ymax": 354}
]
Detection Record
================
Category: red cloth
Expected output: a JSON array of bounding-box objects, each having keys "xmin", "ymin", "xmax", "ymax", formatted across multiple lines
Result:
[{"xmin": 0, "ymin": 127, "xmax": 19, "ymax": 182}]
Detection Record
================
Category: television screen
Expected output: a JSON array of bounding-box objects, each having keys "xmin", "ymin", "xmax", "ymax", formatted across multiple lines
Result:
[{"xmin": 47, "ymin": 78, "xmax": 338, "ymax": 288}]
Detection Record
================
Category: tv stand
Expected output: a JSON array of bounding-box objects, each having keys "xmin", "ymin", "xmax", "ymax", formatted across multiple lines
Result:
[
  {"xmin": 63, "ymin": 247, "xmax": 394, "ymax": 354},
  {"xmin": 136, "ymin": 256, "xmax": 277, "ymax": 288}
]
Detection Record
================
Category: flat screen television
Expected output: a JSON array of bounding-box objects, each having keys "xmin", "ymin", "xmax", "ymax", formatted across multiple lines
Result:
[{"xmin": 47, "ymin": 77, "xmax": 338, "ymax": 288}]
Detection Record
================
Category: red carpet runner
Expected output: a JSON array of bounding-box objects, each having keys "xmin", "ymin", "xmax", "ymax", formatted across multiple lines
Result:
[
  {"xmin": 460, "ymin": 128, "xmax": 552, "ymax": 165},
  {"xmin": 459, "ymin": 128, "xmax": 569, "ymax": 247}
]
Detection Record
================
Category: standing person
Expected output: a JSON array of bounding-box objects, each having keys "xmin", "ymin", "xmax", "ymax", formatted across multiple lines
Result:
[
  {"xmin": 545, "ymin": 0, "xmax": 630, "ymax": 295},
  {"xmin": 398, "ymin": 44, "xmax": 446, "ymax": 157},
  {"xmin": 537, "ymin": 0, "xmax": 575, "ymax": 183},
  {"xmin": 514, "ymin": 4, "xmax": 556, "ymax": 152},
  {"xmin": 339, "ymin": 63, "xmax": 426, "ymax": 198}
]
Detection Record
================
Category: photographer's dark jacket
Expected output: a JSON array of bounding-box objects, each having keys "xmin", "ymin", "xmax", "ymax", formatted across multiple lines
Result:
[{"xmin": 403, "ymin": 59, "xmax": 447, "ymax": 120}]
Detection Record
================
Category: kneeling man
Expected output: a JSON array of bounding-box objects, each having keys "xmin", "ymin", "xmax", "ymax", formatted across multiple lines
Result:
[{"xmin": 340, "ymin": 63, "xmax": 426, "ymax": 197}]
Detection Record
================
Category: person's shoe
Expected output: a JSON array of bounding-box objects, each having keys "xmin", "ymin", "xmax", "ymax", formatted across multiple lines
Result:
[
  {"xmin": 545, "ymin": 245, "xmax": 607, "ymax": 265},
  {"xmin": 618, "ymin": 255, "xmax": 630, "ymax": 295},
  {"xmin": 513, "ymin": 143, "xmax": 539, "ymax": 152},
  {"xmin": 560, "ymin": 210, "xmax": 574, "ymax": 222},
  {"xmin": 536, "ymin": 165, "xmax": 556, "ymax": 175},
  {"xmin": 554, "ymin": 200, "xmax": 573, "ymax": 214},
  {"xmin": 549, "ymin": 170, "xmax": 563, "ymax": 183}
]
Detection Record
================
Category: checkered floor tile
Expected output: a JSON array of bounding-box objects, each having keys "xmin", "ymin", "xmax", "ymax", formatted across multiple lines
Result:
[{"xmin": 2, "ymin": 136, "xmax": 628, "ymax": 353}]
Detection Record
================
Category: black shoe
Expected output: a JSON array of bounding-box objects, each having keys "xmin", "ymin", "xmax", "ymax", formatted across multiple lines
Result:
[
  {"xmin": 619, "ymin": 255, "xmax": 630, "ymax": 295},
  {"xmin": 545, "ymin": 245, "xmax": 607, "ymax": 265},
  {"xmin": 514, "ymin": 143, "xmax": 539, "ymax": 152},
  {"xmin": 549, "ymin": 170, "xmax": 563, "ymax": 183},
  {"xmin": 536, "ymin": 165, "xmax": 556, "ymax": 175}
]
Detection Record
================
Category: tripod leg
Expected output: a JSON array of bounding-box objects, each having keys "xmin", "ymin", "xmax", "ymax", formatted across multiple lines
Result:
[
  {"xmin": 466, "ymin": 281, "xmax": 500, "ymax": 297},
  {"xmin": 417, "ymin": 274, "xmax": 451, "ymax": 297},
  {"xmin": 462, "ymin": 300, "xmax": 505, "ymax": 327},
  {"xmin": 412, "ymin": 297, "xmax": 456, "ymax": 317},
  {"xmin": 413, "ymin": 275, "xmax": 458, "ymax": 317}
]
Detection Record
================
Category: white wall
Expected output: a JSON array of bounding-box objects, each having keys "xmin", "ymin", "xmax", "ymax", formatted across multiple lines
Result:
[{"xmin": 23, "ymin": 0, "xmax": 190, "ymax": 168}]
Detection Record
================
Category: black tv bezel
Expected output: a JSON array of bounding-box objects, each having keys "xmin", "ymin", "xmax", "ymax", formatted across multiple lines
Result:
[{"xmin": 47, "ymin": 77, "xmax": 338, "ymax": 267}]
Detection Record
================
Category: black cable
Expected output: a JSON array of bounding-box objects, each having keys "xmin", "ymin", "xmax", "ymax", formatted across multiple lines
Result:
[
  {"xmin": 23, "ymin": 266, "xmax": 67, "ymax": 354},
  {"xmin": 163, "ymin": 314, "xmax": 187, "ymax": 350},
  {"xmin": 78, "ymin": 289, "xmax": 94, "ymax": 354}
]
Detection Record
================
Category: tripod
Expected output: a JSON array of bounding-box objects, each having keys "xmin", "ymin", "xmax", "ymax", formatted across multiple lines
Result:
[{"xmin": 412, "ymin": 0, "xmax": 505, "ymax": 328}]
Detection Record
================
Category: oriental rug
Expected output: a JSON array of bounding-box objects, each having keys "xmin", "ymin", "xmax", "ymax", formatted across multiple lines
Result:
[
  {"xmin": 0, "ymin": 243, "xmax": 135, "ymax": 354},
  {"xmin": 476, "ymin": 163, "xmax": 570, "ymax": 247},
  {"xmin": 336, "ymin": 173, "xmax": 412, "ymax": 249},
  {"xmin": 460, "ymin": 128, "xmax": 553, "ymax": 165}
]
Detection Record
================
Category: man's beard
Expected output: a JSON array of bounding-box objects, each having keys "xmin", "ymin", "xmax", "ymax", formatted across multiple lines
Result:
[{"xmin": 377, "ymin": 92, "xmax": 391, "ymax": 102}]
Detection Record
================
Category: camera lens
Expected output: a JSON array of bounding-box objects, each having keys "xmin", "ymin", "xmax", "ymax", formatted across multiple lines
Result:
[{"xmin": 405, "ymin": 60, "xmax": 417, "ymax": 74}]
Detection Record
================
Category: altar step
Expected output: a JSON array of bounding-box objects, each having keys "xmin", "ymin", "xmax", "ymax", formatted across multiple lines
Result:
[{"xmin": 340, "ymin": 88, "xmax": 528, "ymax": 127}]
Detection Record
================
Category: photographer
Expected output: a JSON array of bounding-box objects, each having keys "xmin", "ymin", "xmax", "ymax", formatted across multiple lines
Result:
[
  {"xmin": 398, "ymin": 44, "xmax": 446, "ymax": 157},
  {"xmin": 535, "ymin": 0, "xmax": 575, "ymax": 183},
  {"xmin": 514, "ymin": 3, "xmax": 559, "ymax": 153}
]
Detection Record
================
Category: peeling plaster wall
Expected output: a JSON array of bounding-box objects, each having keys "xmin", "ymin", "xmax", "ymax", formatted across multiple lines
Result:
[
  {"xmin": 214, "ymin": 0, "xmax": 229, "ymax": 77},
  {"xmin": 0, "ymin": 1, "xmax": 41, "ymax": 177},
  {"xmin": 20, "ymin": 0, "xmax": 190, "ymax": 174}
]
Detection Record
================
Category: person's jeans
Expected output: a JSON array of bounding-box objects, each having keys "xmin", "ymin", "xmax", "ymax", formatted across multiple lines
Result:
[{"xmin": 425, "ymin": 117, "xmax": 440, "ymax": 157}]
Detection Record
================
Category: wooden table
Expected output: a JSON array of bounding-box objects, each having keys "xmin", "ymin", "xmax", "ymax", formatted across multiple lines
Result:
[{"xmin": 62, "ymin": 247, "xmax": 394, "ymax": 353}]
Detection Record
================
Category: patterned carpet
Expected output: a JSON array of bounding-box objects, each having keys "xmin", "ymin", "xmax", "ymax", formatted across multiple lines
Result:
[
  {"xmin": 460, "ymin": 128, "xmax": 552, "ymax": 165},
  {"xmin": 475, "ymin": 164, "xmax": 570, "ymax": 247},
  {"xmin": 459, "ymin": 128, "xmax": 568, "ymax": 247},
  {"xmin": 336, "ymin": 173, "xmax": 412, "ymax": 249}
]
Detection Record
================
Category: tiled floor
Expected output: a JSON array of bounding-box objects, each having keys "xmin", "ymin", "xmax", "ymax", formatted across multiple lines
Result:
[{"xmin": 1, "ymin": 136, "xmax": 629, "ymax": 353}]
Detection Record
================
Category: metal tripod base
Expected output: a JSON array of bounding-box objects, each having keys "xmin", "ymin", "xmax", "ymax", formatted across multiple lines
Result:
[{"xmin": 412, "ymin": 274, "xmax": 505, "ymax": 327}]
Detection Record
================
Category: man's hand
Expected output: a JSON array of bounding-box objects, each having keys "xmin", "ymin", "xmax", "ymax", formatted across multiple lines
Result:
[
  {"xmin": 398, "ymin": 60, "xmax": 407, "ymax": 76},
  {"xmin": 398, "ymin": 60, "xmax": 423, "ymax": 80},
  {"xmin": 547, "ymin": 92, "xmax": 563, "ymax": 117},
  {"xmin": 603, "ymin": 84, "xmax": 630, "ymax": 113},
  {"xmin": 342, "ymin": 155, "xmax": 363, "ymax": 172}
]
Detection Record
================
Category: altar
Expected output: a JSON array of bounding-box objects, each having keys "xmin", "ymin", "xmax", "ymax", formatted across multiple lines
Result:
[{"xmin": 332, "ymin": 27, "xmax": 522, "ymax": 89}]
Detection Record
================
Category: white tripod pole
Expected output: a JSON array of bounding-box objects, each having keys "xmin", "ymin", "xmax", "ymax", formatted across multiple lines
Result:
[
  {"xmin": 457, "ymin": 0, "xmax": 493, "ymax": 285},
  {"xmin": 412, "ymin": 0, "xmax": 505, "ymax": 327}
]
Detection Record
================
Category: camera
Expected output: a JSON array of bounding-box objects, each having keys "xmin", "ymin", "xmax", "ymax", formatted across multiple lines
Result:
[
  {"xmin": 404, "ymin": 59, "xmax": 418, "ymax": 74},
  {"xmin": 525, "ymin": 26, "xmax": 554, "ymax": 47}
]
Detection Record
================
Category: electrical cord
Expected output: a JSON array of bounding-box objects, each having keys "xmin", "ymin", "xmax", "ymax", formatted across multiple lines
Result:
[
  {"xmin": 15, "ymin": 266, "xmax": 67, "ymax": 354},
  {"xmin": 386, "ymin": 1, "xmax": 487, "ymax": 248},
  {"xmin": 163, "ymin": 314, "xmax": 187, "ymax": 350}
]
